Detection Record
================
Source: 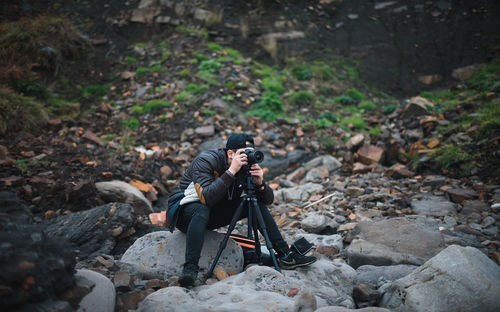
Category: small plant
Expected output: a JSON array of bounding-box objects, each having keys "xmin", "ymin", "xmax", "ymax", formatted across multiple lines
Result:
[
  {"xmin": 122, "ymin": 117, "xmax": 140, "ymax": 130},
  {"xmin": 119, "ymin": 128, "xmax": 135, "ymax": 153},
  {"xmin": 340, "ymin": 116, "xmax": 366, "ymax": 130},
  {"xmin": 369, "ymin": 126, "xmax": 382, "ymax": 136},
  {"xmin": 180, "ymin": 68, "xmax": 190, "ymax": 76},
  {"xmin": 318, "ymin": 112, "xmax": 337, "ymax": 123},
  {"xmin": 314, "ymin": 118, "xmax": 333, "ymax": 129},
  {"xmin": 291, "ymin": 64, "xmax": 312, "ymax": 81},
  {"xmin": 136, "ymin": 65, "xmax": 166, "ymax": 77},
  {"xmin": 383, "ymin": 104, "xmax": 398, "ymax": 114},
  {"xmin": 430, "ymin": 144, "xmax": 472, "ymax": 169},
  {"xmin": 248, "ymin": 91, "xmax": 284, "ymax": 121},
  {"xmin": 124, "ymin": 56, "xmax": 137, "ymax": 65},
  {"xmin": 289, "ymin": 90, "xmax": 315, "ymax": 107},
  {"xmin": 0, "ymin": 88, "xmax": 47, "ymax": 134},
  {"xmin": 345, "ymin": 89, "xmax": 365, "ymax": 102},
  {"xmin": 468, "ymin": 60, "xmax": 500, "ymax": 92},
  {"xmin": 198, "ymin": 59, "xmax": 222, "ymax": 74},
  {"xmin": 334, "ymin": 95, "xmax": 353, "ymax": 105},
  {"xmin": 144, "ymin": 100, "xmax": 172, "ymax": 112},
  {"xmin": 359, "ymin": 100, "xmax": 376, "ymax": 110},
  {"xmin": 131, "ymin": 105, "xmax": 144, "ymax": 115},
  {"xmin": 176, "ymin": 91, "xmax": 191, "ymax": 103},
  {"xmin": 261, "ymin": 77, "xmax": 285, "ymax": 94},
  {"xmin": 202, "ymin": 108, "xmax": 217, "ymax": 117},
  {"xmin": 221, "ymin": 94, "xmax": 234, "ymax": 102},
  {"xmin": 175, "ymin": 26, "xmax": 209, "ymax": 40},
  {"xmin": 186, "ymin": 83, "xmax": 209, "ymax": 94},
  {"xmin": 196, "ymin": 70, "xmax": 220, "ymax": 86},
  {"xmin": 83, "ymin": 84, "xmax": 108, "ymax": 97},
  {"xmin": 207, "ymin": 43, "xmax": 223, "ymax": 51},
  {"xmin": 225, "ymin": 48, "xmax": 243, "ymax": 58}
]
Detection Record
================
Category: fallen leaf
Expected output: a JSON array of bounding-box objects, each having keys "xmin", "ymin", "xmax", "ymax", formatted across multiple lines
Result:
[{"xmin": 129, "ymin": 179, "xmax": 150, "ymax": 192}]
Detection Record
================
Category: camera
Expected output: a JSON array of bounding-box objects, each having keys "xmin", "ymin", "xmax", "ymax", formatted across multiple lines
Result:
[{"xmin": 244, "ymin": 149, "xmax": 264, "ymax": 165}]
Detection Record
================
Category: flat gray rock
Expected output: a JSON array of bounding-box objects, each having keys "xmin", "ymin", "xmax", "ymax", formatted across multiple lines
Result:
[
  {"xmin": 410, "ymin": 195, "xmax": 457, "ymax": 216},
  {"xmin": 380, "ymin": 245, "xmax": 500, "ymax": 312},
  {"xmin": 120, "ymin": 230, "xmax": 244, "ymax": 280},
  {"xmin": 96, "ymin": 180, "xmax": 153, "ymax": 215},
  {"xmin": 346, "ymin": 216, "xmax": 445, "ymax": 268}
]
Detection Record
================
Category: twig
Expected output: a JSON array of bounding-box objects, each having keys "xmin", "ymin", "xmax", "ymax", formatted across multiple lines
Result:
[{"xmin": 301, "ymin": 193, "xmax": 336, "ymax": 209}]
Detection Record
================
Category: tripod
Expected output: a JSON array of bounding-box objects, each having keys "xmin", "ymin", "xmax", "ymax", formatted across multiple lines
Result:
[{"xmin": 206, "ymin": 173, "xmax": 281, "ymax": 279}]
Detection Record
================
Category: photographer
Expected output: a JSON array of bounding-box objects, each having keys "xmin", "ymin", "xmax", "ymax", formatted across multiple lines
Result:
[{"xmin": 167, "ymin": 133, "xmax": 316, "ymax": 287}]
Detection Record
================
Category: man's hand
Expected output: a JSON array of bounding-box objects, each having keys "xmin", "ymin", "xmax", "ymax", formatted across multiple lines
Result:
[
  {"xmin": 228, "ymin": 150, "xmax": 247, "ymax": 175},
  {"xmin": 249, "ymin": 164, "xmax": 264, "ymax": 186}
]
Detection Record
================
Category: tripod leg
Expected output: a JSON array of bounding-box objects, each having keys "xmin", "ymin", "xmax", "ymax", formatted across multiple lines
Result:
[
  {"xmin": 251, "ymin": 212, "xmax": 262, "ymax": 261},
  {"xmin": 250, "ymin": 197, "xmax": 281, "ymax": 272},
  {"xmin": 247, "ymin": 202, "xmax": 254, "ymax": 240},
  {"xmin": 205, "ymin": 198, "xmax": 247, "ymax": 280}
]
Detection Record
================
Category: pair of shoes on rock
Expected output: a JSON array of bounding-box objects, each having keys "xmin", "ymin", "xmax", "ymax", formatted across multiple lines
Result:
[
  {"xmin": 179, "ymin": 263, "xmax": 199, "ymax": 287},
  {"xmin": 278, "ymin": 250, "xmax": 317, "ymax": 270}
]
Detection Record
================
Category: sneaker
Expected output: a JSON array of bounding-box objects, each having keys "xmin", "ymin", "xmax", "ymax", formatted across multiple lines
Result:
[
  {"xmin": 279, "ymin": 250, "xmax": 317, "ymax": 270},
  {"xmin": 179, "ymin": 264, "xmax": 198, "ymax": 287}
]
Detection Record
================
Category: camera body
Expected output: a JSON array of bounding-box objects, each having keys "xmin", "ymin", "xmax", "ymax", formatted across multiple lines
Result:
[{"xmin": 243, "ymin": 149, "xmax": 264, "ymax": 166}]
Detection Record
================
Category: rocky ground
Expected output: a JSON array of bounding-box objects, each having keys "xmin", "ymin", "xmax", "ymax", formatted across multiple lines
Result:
[{"xmin": 1, "ymin": 1, "xmax": 500, "ymax": 311}]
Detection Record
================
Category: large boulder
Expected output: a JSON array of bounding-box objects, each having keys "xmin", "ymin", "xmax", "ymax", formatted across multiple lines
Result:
[
  {"xmin": 0, "ymin": 193, "xmax": 75, "ymax": 309},
  {"xmin": 43, "ymin": 203, "xmax": 136, "ymax": 260},
  {"xmin": 138, "ymin": 261, "xmax": 357, "ymax": 311},
  {"xmin": 95, "ymin": 180, "xmax": 153, "ymax": 215},
  {"xmin": 380, "ymin": 245, "xmax": 500, "ymax": 312},
  {"xmin": 120, "ymin": 230, "xmax": 244, "ymax": 280},
  {"xmin": 346, "ymin": 216, "xmax": 445, "ymax": 268},
  {"xmin": 356, "ymin": 264, "xmax": 418, "ymax": 286},
  {"xmin": 76, "ymin": 269, "xmax": 116, "ymax": 312}
]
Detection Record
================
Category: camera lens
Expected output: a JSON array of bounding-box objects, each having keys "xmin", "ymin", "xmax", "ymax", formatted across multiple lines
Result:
[{"xmin": 244, "ymin": 149, "xmax": 264, "ymax": 164}]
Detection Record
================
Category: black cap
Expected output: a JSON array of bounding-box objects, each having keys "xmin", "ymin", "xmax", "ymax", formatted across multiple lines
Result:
[{"xmin": 226, "ymin": 133, "xmax": 254, "ymax": 150}]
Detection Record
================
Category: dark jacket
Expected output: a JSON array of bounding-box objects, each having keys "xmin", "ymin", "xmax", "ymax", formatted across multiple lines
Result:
[{"xmin": 166, "ymin": 148, "xmax": 274, "ymax": 231}]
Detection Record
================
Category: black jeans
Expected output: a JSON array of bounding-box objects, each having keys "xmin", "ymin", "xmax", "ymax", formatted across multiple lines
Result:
[{"xmin": 176, "ymin": 199, "xmax": 289, "ymax": 269}]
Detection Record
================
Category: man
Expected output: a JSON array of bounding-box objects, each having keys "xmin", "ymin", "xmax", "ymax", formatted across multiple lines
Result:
[{"xmin": 167, "ymin": 133, "xmax": 316, "ymax": 287}]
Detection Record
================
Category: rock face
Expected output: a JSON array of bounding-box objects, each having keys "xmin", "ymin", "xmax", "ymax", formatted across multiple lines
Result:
[
  {"xmin": 43, "ymin": 202, "xmax": 137, "ymax": 260},
  {"xmin": 0, "ymin": 192, "xmax": 75, "ymax": 309},
  {"xmin": 120, "ymin": 230, "xmax": 244, "ymax": 279},
  {"xmin": 346, "ymin": 217, "xmax": 446, "ymax": 268},
  {"xmin": 96, "ymin": 180, "xmax": 153, "ymax": 215},
  {"xmin": 76, "ymin": 269, "xmax": 116, "ymax": 312},
  {"xmin": 380, "ymin": 245, "xmax": 500, "ymax": 312}
]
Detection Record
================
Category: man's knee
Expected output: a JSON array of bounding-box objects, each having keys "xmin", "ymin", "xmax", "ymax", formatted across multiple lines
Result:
[{"xmin": 190, "ymin": 203, "xmax": 210, "ymax": 221}]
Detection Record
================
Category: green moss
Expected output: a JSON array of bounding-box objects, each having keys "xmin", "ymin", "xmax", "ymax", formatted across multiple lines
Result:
[
  {"xmin": 180, "ymin": 68, "xmax": 190, "ymax": 76},
  {"xmin": 196, "ymin": 70, "xmax": 220, "ymax": 86},
  {"xmin": 123, "ymin": 117, "xmax": 140, "ymax": 130},
  {"xmin": 221, "ymin": 94, "xmax": 234, "ymax": 102},
  {"xmin": 207, "ymin": 43, "xmax": 223, "ymax": 51},
  {"xmin": 124, "ymin": 56, "xmax": 137, "ymax": 65},
  {"xmin": 248, "ymin": 91, "xmax": 284, "ymax": 121},
  {"xmin": 334, "ymin": 95, "xmax": 353, "ymax": 105},
  {"xmin": 291, "ymin": 64, "xmax": 312, "ymax": 81},
  {"xmin": 383, "ymin": 104, "xmax": 398, "ymax": 114},
  {"xmin": 83, "ymin": 84, "xmax": 108, "ymax": 97},
  {"xmin": 202, "ymin": 108, "xmax": 217, "ymax": 117},
  {"xmin": 430, "ymin": 144, "xmax": 472, "ymax": 169},
  {"xmin": 198, "ymin": 59, "xmax": 222, "ymax": 74},
  {"xmin": 176, "ymin": 91, "xmax": 191, "ymax": 103},
  {"xmin": 0, "ymin": 88, "xmax": 47, "ymax": 134},
  {"xmin": 192, "ymin": 52, "xmax": 207, "ymax": 61},
  {"xmin": 261, "ymin": 77, "xmax": 285, "ymax": 94},
  {"xmin": 314, "ymin": 118, "xmax": 333, "ymax": 129},
  {"xmin": 359, "ymin": 100, "xmax": 376, "ymax": 110},
  {"xmin": 340, "ymin": 116, "xmax": 366, "ymax": 130},
  {"xmin": 144, "ymin": 100, "xmax": 172, "ymax": 112},
  {"xmin": 225, "ymin": 48, "xmax": 243, "ymax": 58},
  {"xmin": 345, "ymin": 88, "xmax": 365, "ymax": 102},
  {"xmin": 131, "ymin": 105, "xmax": 144, "ymax": 115},
  {"xmin": 136, "ymin": 65, "xmax": 166, "ymax": 77},
  {"xmin": 468, "ymin": 60, "xmax": 500, "ymax": 92},
  {"xmin": 289, "ymin": 90, "xmax": 315, "ymax": 107},
  {"xmin": 185, "ymin": 83, "xmax": 209, "ymax": 94},
  {"xmin": 175, "ymin": 26, "xmax": 208, "ymax": 40},
  {"xmin": 369, "ymin": 126, "xmax": 382, "ymax": 136}
]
